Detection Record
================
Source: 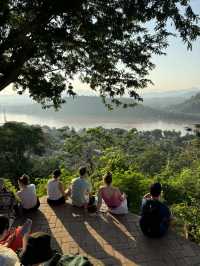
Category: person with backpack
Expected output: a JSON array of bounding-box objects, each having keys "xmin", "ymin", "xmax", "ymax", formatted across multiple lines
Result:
[{"xmin": 140, "ymin": 182, "xmax": 171, "ymax": 238}]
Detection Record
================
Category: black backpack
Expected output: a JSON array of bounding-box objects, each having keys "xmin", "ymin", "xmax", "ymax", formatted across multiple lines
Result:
[{"xmin": 141, "ymin": 200, "xmax": 162, "ymax": 230}]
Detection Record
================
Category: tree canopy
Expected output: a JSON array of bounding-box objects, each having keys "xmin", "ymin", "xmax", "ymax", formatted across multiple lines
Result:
[
  {"xmin": 0, "ymin": 0, "xmax": 199, "ymax": 108},
  {"xmin": 0, "ymin": 122, "xmax": 46, "ymax": 180}
]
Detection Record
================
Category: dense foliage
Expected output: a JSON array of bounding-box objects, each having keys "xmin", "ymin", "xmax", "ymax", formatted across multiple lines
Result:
[
  {"xmin": 0, "ymin": 1, "xmax": 199, "ymax": 108},
  {"xmin": 1, "ymin": 122, "xmax": 200, "ymax": 243},
  {"xmin": 0, "ymin": 122, "xmax": 47, "ymax": 183}
]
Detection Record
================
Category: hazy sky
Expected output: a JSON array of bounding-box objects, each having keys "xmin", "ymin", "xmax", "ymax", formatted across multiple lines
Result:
[
  {"xmin": 148, "ymin": 0, "xmax": 200, "ymax": 92},
  {"xmin": 1, "ymin": 0, "xmax": 200, "ymax": 96}
]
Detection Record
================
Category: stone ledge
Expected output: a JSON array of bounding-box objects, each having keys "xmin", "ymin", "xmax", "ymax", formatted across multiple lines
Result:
[{"xmin": 22, "ymin": 197, "xmax": 200, "ymax": 266}]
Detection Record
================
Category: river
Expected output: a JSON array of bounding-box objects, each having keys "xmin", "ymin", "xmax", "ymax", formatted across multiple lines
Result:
[{"xmin": 0, "ymin": 112, "xmax": 190, "ymax": 134}]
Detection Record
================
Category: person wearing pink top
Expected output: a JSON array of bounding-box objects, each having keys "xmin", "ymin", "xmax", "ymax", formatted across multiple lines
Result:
[{"xmin": 97, "ymin": 172, "xmax": 128, "ymax": 215}]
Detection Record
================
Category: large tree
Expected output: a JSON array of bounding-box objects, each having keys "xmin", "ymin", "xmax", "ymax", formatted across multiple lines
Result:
[{"xmin": 0, "ymin": 0, "xmax": 199, "ymax": 108}]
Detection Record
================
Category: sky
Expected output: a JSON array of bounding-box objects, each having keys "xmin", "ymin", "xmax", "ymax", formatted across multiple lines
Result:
[{"xmin": 1, "ymin": 0, "xmax": 200, "ymax": 96}]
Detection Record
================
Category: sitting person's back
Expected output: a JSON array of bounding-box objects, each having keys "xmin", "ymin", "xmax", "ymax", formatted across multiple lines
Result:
[
  {"xmin": 19, "ymin": 232, "xmax": 93, "ymax": 266},
  {"xmin": 97, "ymin": 172, "xmax": 128, "ymax": 215},
  {"xmin": 101, "ymin": 187, "xmax": 123, "ymax": 208},
  {"xmin": 47, "ymin": 169, "xmax": 66, "ymax": 205},
  {"xmin": 140, "ymin": 182, "xmax": 171, "ymax": 238},
  {"xmin": 71, "ymin": 167, "xmax": 91, "ymax": 208},
  {"xmin": 17, "ymin": 174, "xmax": 40, "ymax": 212}
]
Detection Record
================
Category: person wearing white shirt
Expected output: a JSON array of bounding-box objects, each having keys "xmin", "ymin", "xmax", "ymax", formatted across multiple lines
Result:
[
  {"xmin": 17, "ymin": 174, "xmax": 40, "ymax": 212},
  {"xmin": 47, "ymin": 169, "xmax": 67, "ymax": 205}
]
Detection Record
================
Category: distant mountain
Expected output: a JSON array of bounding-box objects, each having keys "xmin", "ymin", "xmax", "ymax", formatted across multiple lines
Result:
[
  {"xmin": 1, "ymin": 87, "xmax": 199, "ymax": 109},
  {"xmin": 1, "ymin": 87, "xmax": 200, "ymax": 125},
  {"xmin": 143, "ymin": 97, "xmax": 190, "ymax": 109},
  {"xmin": 3, "ymin": 96, "xmax": 200, "ymax": 124},
  {"xmin": 142, "ymin": 87, "xmax": 200, "ymax": 109},
  {"xmin": 170, "ymin": 93, "xmax": 200, "ymax": 114},
  {"xmin": 142, "ymin": 87, "xmax": 200, "ymax": 99}
]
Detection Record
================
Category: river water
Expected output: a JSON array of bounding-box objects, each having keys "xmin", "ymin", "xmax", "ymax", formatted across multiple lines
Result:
[{"xmin": 0, "ymin": 112, "xmax": 190, "ymax": 134}]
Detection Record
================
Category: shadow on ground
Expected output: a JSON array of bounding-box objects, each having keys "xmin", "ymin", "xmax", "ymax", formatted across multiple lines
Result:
[
  {"xmin": 16, "ymin": 197, "xmax": 200, "ymax": 266},
  {"xmin": 51, "ymin": 204, "xmax": 121, "ymax": 265}
]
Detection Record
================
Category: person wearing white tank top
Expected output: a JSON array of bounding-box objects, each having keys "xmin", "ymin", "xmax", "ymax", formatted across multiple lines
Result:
[{"xmin": 47, "ymin": 169, "xmax": 66, "ymax": 205}]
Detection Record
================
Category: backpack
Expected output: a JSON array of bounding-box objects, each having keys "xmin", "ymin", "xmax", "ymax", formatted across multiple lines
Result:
[
  {"xmin": 44, "ymin": 253, "xmax": 93, "ymax": 266},
  {"xmin": 141, "ymin": 200, "xmax": 162, "ymax": 231}
]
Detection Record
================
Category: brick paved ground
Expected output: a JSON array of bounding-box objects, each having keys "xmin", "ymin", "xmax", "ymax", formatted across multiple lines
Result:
[{"xmin": 23, "ymin": 197, "xmax": 200, "ymax": 266}]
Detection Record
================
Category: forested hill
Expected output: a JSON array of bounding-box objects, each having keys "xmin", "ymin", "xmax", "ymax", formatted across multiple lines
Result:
[
  {"xmin": 1, "ymin": 121, "xmax": 200, "ymax": 245},
  {"xmin": 3, "ymin": 96, "xmax": 200, "ymax": 123},
  {"xmin": 170, "ymin": 93, "xmax": 200, "ymax": 114}
]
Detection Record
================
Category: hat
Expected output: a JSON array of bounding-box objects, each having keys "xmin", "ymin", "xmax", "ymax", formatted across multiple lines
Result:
[
  {"xmin": 19, "ymin": 232, "xmax": 54, "ymax": 265},
  {"xmin": 0, "ymin": 246, "xmax": 21, "ymax": 266}
]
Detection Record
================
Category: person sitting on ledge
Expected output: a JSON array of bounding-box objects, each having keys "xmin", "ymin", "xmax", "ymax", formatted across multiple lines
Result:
[
  {"xmin": 71, "ymin": 166, "xmax": 96, "ymax": 212},
  {"xmin": 0, "ymin": 227, "xmax": 55, "ymax": 266},
  {"xmin": 0, "ymin": 231, "xmax": 55, "ymax": 266},
  {"xmin": 140, "ymin": 182, "xmax": 171, "ymax": 238},
  {"xmin": 19, "ymin": 232, "xmax": 55, "ymax": 266},
  {"xmin": 47, "ymin": 169, "xmax": 67, "ymax": 205},
  {"xmin": 0, "ymin": 215, "xmax": 32, "ymax": 253},
  {"xmin": 19, "ymin": 231, "xmax": 93, "ymax": 266},
  {"xmin": 17, "ymin": 174, "xmax": 40, "ymax": 213},
  {"xmin": 97, "ymin": 172, "xmax": 128, "ymax": 215}
]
